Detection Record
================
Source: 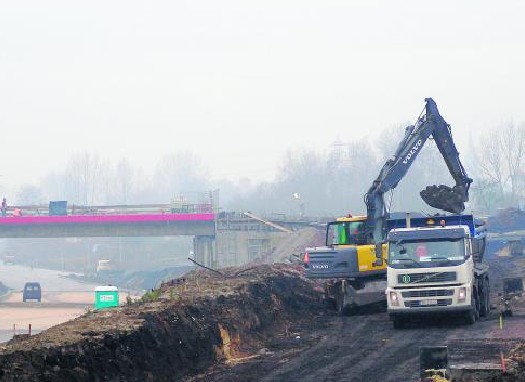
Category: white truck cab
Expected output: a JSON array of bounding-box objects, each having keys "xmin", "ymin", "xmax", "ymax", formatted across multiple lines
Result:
[{"xmin": 385, "ymin": 216, "xmax": 488, "ymax": 328}]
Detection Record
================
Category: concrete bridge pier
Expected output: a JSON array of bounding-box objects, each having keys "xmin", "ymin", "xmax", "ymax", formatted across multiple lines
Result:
[{"xmin": 193, "ymin": 235, "xmax": 217, "ymax": 269}]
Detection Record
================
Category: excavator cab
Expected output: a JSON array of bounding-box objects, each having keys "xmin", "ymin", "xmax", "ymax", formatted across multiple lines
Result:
[
  {"xmin": 327, "ymin": 218, "xmax": 369, "ymax": 246},
  {"xmin": 325, "ymin": 216, "xmax": 387, "ymax": 274}
]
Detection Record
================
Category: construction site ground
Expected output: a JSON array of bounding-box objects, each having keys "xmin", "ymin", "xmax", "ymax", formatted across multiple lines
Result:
[
  {"xmin": 1, "ymin": 227, "xmax": 525, "ymax": 381},
  {"xmin": 186, "ymin": 246, "xmax": 525, "ymax": 382}
]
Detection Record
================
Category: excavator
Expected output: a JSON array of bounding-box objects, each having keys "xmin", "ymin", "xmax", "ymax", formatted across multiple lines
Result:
[{"xmin": 304, "ymin": 98, "xmax": 473, "ymax": 314}]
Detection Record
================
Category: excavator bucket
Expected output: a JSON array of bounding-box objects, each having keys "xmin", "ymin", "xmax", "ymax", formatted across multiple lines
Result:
[{"xmin": 420, "ymin": 185, "xmax": 466, "ymax": 214}]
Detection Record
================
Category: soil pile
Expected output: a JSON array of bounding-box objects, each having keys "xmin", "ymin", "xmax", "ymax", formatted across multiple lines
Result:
[
  {"xmin": 0, "ymin": 264, "xmax": 320, "ymax": 382},
  {"xmin": 487, "ymin": 207, "xmax": 525, "ymax": 233},
  {"xmin": 269, "ymin": 227, "xmax": 325, "ymax": 264}
]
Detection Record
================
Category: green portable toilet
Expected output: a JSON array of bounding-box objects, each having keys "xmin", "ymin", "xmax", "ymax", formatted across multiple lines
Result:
[{"xmin": 94, "ymin": 285, "xmax": 119, "ymax": 309}]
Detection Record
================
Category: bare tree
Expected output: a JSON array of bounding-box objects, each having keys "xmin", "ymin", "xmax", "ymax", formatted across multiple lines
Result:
[
  {"xmin": 40, "ymin": 172, "xmax": 68, "ymax": 202},
  {"xmin": 326, "ymin": 140, "xmax": 378, "ymax": 215},
  {"xmin": 16, "ymin": 185, "xmax": 45, "ymax": 205},
  {"xmin": 470, "ymin": 178, "xmax": 501, "ymax": 214},
  {"xmin": 153, "ymin": 152, "xmax": 210, "ymax": 202},
  {"xmin": 476, "ymin": 123, "xmax": 525, "ymax": 210},
  {"xmin": 107, "ymin": 158, "xmax": 136, "ymax": 204},
  {"xmin": 63, "ymin": 152, "xmax": 108, "ymax": 205},
  {"xmin": 501, "ymin": 123, "xmax": 525, "ymax": 204},
  {"xmin": 478, "ymin": 132, "xmax": 504, "ymax": 196},
  {"xmin": 64, "ymin": 152, "xmax": 89, "ymax": 204}
]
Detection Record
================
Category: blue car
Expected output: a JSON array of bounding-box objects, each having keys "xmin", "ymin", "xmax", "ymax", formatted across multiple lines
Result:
[{"xmin": 23, "ymin": 282, "xmax": 41, "ymax": 303}]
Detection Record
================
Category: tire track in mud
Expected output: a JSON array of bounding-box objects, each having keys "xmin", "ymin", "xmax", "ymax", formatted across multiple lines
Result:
[
  {"xmin": 259, "ymin": 252, "xmax": 524, "ymax": 382},
  {"xmin": 259, "ymin": 314, "xmax": 519, "ymax": 382},
  {"xmin": 260, "ymin": 315, "xmax": 374, "ymax": 382},
  {"xmin": 258, "ymin": 310, "xmax": 522, "ymax": 381},
  {"xmin": 187, "ymin": 249, "xmax": 524, "ymax": 381},
  {"xmin": 260, "ymin": 313, "xmax": 469, "ymax": 382}
]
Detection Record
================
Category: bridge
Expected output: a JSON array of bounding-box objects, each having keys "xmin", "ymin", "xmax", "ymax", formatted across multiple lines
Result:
[
  {"xmin": 0, "ymin": 203, "xmax": 216, "ymax": 266},
  {"xmin": 0, "ymin": 203, "xmax": 322, "ymax": 269},
  {"xmin": 0, "ymin": 213, "xmax": 215, "ymax": 238}
]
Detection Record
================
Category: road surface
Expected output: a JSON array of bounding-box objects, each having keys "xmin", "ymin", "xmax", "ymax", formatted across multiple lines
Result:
[{"xmin": 0, "ymin": 263, "xmax": 127, "ymax": 343}]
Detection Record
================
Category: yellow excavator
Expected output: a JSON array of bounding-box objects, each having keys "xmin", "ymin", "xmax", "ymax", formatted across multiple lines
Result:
[
  {"xmin": 303, "ymin": 213, "xmax": 388, "ymax": 314},
  {"xmin": 304, "ymin": 98, "xmax": 473, "ymax": 314}
]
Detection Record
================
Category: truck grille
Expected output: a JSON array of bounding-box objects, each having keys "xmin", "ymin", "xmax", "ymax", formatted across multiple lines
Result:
[
  {"xmin": 404, "ymin": 299, "xmax": 453, "ymax": 308},
  {"xmin": 398, "ymin": 272, "xmax": 457, "ymax": 284},
  {"xmin": 402, "ymin": 290, "xmax": 454, "ymax": 298}
]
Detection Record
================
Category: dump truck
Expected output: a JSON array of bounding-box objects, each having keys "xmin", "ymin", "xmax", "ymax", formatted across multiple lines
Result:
[
  {"xmin": 304, "ymin": 98, "xmax": 473, "ymax": 314},
  {"xmin": 385, "ymin": 213, "xmax": 488, "ymax": 328}
]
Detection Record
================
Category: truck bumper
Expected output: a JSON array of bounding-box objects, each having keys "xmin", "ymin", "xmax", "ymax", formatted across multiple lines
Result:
[
  {"xmin": 388, "ymin": 305, "xmax": 471, "ymax": 318},
  {"xmin": 386, "ymin": 284, "xmax": 473, "ymax": 317}
]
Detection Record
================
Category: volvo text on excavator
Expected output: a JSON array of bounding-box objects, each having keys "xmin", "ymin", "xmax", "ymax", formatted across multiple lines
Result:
[{"xmin": 304, "ymin": 98, "xmax": 473, "ymax": 314}]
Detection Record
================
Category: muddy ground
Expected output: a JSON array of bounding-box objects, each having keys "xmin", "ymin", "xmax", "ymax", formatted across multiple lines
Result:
[
  {"xmin": 1, "ymin": 235, "xmax": 525, "ymax": 380},
  {"xmin": 184, "ymin": 246, "xmax": 525, "ymax": 382}
]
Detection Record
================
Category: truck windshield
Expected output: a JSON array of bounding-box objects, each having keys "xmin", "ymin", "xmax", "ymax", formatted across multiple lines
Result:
[
  {"xmin": 388, "ymin": 238, "xmax": 465, "ymax": 268},
  {"xmin": 327, "ymin": 221, "xmax": 368, "ymax": 246}
]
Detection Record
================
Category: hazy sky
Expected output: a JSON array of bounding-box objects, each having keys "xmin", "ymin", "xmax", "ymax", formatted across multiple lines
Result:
[{"xmin": 1, "ymin": 1, "xmax": 524, "ymax": 191}]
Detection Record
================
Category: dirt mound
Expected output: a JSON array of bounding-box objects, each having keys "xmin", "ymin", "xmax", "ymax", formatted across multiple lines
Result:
[
  {"xmin": 488, "ymin": 207, "xmax": 525, "ymax": 233},
  {"xmin": 268, "ymin": 227, "xmax": 325, "ymax": 264},
  {"xmin": 0, "ymin": 264, "xmax": 320, "ymax": 381}
]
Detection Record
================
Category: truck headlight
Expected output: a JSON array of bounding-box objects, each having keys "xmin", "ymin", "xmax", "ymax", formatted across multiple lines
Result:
[
  {"xmin": 389, "ymin": 291, "xmax": 399, "ymax": 306},
  {"xmin": 458, "ymin": 287, "xmax": 467, "ymax": 303}
]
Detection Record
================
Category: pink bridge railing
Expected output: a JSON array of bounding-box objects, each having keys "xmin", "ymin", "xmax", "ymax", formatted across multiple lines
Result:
[{"xmin": 0, "ymin": 203, "xmax": 215, "ymax": 225}]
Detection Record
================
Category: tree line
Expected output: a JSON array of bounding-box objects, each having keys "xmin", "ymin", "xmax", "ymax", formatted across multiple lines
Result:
[{"xmin": 13, "ymin": 122, "xmax": 525, "ymax": 218}]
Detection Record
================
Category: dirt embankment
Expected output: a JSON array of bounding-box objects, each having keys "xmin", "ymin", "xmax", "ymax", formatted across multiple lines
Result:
[{"xmin": 0, "ymin": 265, "xmax": 320, "ymax": 382}]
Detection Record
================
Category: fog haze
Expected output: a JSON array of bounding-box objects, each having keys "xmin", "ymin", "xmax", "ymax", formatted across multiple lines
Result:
[{"xmin": 1, "ymin": 1, "xmax": 524, "ymax": 192}]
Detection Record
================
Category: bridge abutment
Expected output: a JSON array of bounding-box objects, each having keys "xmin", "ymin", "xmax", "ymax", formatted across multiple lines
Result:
[{"xmin": 193, "ymin": 235, "xmax": 217, "ymax": 268}]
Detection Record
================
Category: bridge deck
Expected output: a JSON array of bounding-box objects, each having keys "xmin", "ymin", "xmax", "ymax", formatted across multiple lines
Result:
[
  {"xmin": 0, "ymin": 213, "xmax": 214, "ymax": 225},
  {"xmin": 0, "ymin": 213, "xmax": 216, "ymax": 238}
]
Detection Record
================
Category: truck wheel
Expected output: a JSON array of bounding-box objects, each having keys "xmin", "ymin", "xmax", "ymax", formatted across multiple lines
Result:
[
  {"xmin": 336, "ymin": 293, "xmax": 350, "ymax": 315},
  {"xmin": 335, "ymin": 281, "xmax": 354, "ymax": 316},
  {"xmin": 464, "ymin": 295, "xmax": 478, "ymax": 325},
  {"xmin": 464, "ymin": 309, "xmax": 476, "ymax": 325},
  {"xmin": 479, "ymin": 280, "xmax": 490, "ymax": 318},
  {"xmin": 336, "ymin": 290, "xmax": 344, "ymax": 315},
  {"xmin": 324, "ymin": 296, "xmax": 337, "ymax": 310},
  {"xmin": 393, "ymin": 318, "xmax": 404, "ymax": 329},
  {"xmin": 474, "ymin": 296, "xmax": 480, "ymax": 320}
]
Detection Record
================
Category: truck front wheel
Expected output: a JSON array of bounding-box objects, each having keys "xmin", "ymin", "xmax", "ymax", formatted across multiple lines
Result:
[
  {"xmin": 392, "ymin": 317, "xmax": 405, "ymax": 329},
  {"xmin": 336, "ymin": 291, "xmax": 353, "ymax": 316},
  {"xmin": 464, "ymin": 294, "xmax": 479, "ymax": 325},
  {"xmin": 479, "ymin": 279, "xmax": 490, "ymax": 318}
]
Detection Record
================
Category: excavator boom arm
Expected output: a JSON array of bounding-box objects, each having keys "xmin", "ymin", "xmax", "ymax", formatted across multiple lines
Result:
[{"xmin": 365, "ymin": 98, "xmax": 472, "ymax": 245}]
